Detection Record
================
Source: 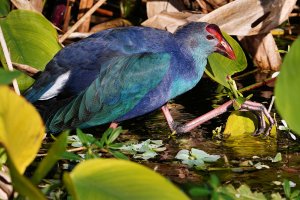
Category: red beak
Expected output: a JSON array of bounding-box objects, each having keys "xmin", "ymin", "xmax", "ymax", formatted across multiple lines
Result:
[{"xmin": 216, "ymin": 38, "xmax": 236, "ymax": 60}]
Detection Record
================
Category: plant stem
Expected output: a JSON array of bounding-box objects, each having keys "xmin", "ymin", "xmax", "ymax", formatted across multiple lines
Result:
[
  {"xmin": 238, "ymin": 77, "xmax": 276, "ymax": 93},
  {"xmin": 0, "ymin": 26, "xmax": 20, "ymax": 95}
]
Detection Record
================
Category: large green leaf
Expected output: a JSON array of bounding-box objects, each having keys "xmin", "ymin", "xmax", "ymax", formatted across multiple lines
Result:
[
  {"xmin": 0, "ymin": 86, "xmax": 45, "ymax": 174},
  {"xmin": 275, "ymin": 37, "xmax": 300, "ymax": 135},
  {"xmin": 0, "ymin": 0, "xmax": 10, "ymax": 17},
  {"xmin": 206, "ymin": 32, "xmax": 247, "ymax": 88},
  {"xmin": 0, "ymin": 10, "xmax": 61, "ymax": 91},
  {"xmin": 64, "ymin": 159, "xmax": 189, "ymax": 200}
]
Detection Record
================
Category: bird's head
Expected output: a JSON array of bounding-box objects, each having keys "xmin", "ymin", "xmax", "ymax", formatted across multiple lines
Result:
[
  {"xmin": 205, "ymin": 24, "xmax": 236, "ymax": 60},
  {"xmin": 175, "ymin": 22, "xmax": 236, "ymax": 60}
]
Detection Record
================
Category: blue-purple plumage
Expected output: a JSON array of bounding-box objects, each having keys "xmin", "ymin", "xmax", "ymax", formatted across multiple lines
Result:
[{"xmin": 25, "ymin": 22, "xmax": 223, "ymax": 133}]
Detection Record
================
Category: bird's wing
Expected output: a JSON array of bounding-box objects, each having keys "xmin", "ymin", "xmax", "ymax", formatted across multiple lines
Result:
[
  {"xmin": 46, "ymin": 52, "xmax": 171, "ymax": 132},
  {"xmin": 24, "ymin": 26, "xmax": 174, "ymax": 103}
]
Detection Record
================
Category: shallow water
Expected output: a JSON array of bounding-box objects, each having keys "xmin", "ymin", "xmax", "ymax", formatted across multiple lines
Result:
[{"xmin": 115, "ymin": 70, "xmax": 300, "ymax": 195}]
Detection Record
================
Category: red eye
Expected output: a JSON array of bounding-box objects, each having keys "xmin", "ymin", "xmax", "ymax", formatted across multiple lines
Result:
[{"xmin": 206, "ymin": 35, "xmax": 214, "ymax": 40}]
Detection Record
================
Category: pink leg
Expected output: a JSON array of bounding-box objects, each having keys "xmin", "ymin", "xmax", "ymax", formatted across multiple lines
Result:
[
  {"xmin": 109, "ymin": 122, "xmax": 118, "ymax": 129},
  {"xmin": 161, "ymin": 100, "xmax": 274, "ymax": 136}
]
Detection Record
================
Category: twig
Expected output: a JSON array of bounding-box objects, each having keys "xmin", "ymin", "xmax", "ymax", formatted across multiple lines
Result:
[
  {"xmin": 63, "ymin": 0, "xmax": 74, "ymax": 32},
  {"xmin": 215, "ymin": 77, "xmax": 276, "ymax": 99},
  {"xmin": 232, "ymin": 69, "xmax": 259, "ymax": 80},
  {"xmin": 0, "ymin": 26, "xmax": 20, "ymax": 95},
  {"xmin": 67, "ymin": 146, "xmax": 87, "ymax": 153},
  {"xmin": 238, "ymin": 77, "xmax": 276, "ymax": 93},
  {"xmin": 96, "ymin": 8, "xmax": 113, "ymax": 16},
  {"xmin": 59, "ymin": 0, "xmax": 106, "ymax": 43},
  {"xmin": 66, "ymin": 32, "xmax": 92, "ymax": 39},
  {"xmin": 36, "ymin": 146, "xmax": 87, "ymax": 157},
  {"xmin": 77, "ymin": 0, "xmax": 94, "ymax": 32},
  {"xmin": 12, "ymin": 62, "xmax": 40, "ymax": 77}
]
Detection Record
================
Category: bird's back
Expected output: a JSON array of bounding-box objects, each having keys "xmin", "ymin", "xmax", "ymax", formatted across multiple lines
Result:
[{"xmin": 25, "ymin": 23, "xmax": 210, "ymax": 133}]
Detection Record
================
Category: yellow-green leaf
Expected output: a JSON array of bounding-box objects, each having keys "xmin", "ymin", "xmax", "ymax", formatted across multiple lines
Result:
[
  {"xmin": 64, "ymin": 159, "xmax": 189, "ymax": 200},
  {"xmin": 224, "ymin": 111, "xmax": 258, "ymax": 137},
  {"xmin": 0, "ymin": 86, "xmax": 45, "ymax": 174},
  {"xmin": 0, "ymin": 10, "xmax": 61, "ymax": 91},
  {"xmin": 223, "ymin": 111, "xmax": 277, "ymax": 157},
  {"xmin": 275, "ymin": 37, "xmax": 300, "ymax": 135}
]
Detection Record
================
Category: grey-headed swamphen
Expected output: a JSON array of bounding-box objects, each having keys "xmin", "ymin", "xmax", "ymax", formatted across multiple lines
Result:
[{"xmin": 24, "ymin": 22, "xmax": 273, "ymax": 134}]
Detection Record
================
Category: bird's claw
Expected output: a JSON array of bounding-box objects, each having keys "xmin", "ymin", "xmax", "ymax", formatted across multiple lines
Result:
[
  {"xmin": 240, "ymin": 100, "xmax": 274, "ymax": 137},
  {"xmin": 170, "ymin": 121, "xmax": 186, "ymax": 135}
]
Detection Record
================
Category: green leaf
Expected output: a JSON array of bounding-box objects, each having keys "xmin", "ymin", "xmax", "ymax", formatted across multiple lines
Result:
[
  {"xmin": 0, "ymin": 86, "xmax": 45, "ymax": 174},
  {"xmin": 110, "ymin": 150, "xmax": 128, "ymax": 160},
  {"xmin": 7, "ymin": 157, "xmax": 46, "ymax": 199},
  {"xmin": 206, "ymin": 32, "xmax": 247, "ymax": 88},
  {"xmin": 272, "ymin": 153, "xmax": 282, "ymax": 163},
  {"xmin": 189, "ymin": 187, "xmax": 211, "ymax": 197},
  {"xmin": 0, "ymin": 147, "xmax": 7, "ymax": 165},
  {"xmin": 31, "ymin": 132, "xmax": 68, "ymax": 185},
  {"xmin": 191, "ymin": 148, "xmax": 220, "ymax": 162},
  {"xmin": 119, "ymin": 139, "xmax": 166, "ymax": 160},
  {"xmin": 236, "ymin": 184, "xmax": 266, "ymax": 199},
  {"xmin": 275, "ymin": 37, "xmax": 300, "ymax": 135},
  {"xmin": 209, "ymin": 174, "xmax": 220, "ymax": 189},
  {"xmin": 99, "ymin": 128, "xmax": 113, "ymax": 147},
  {"xmin": 63, "ymin": 159, "xmax": 189, "ymax": 200},
  {"xmin": 291, "ymin": 190, "xmax": 300, "ymax": 200},
  {"xmin": 61, "ymin": 151, "xmax": 82, "ymax": 161},
  {"xmin": 107, "ymin": 127, "xmax": 123, "ymax": 144},
  {"xmin": 175, "ymin": 149, "xmax": 220, "ymax": 168},
  {"xmin": 0, "ymin": 0, "xmax": 10, "ymax": 17},
  {"xmin": 283, "ymin": 179, "xmax": 291, "ymax": 198},
  {"xmin": 0, "ymin": 68, "xmax": 21, "ymax": 85},
  {"xmin": 271, "ymin": 193, "xmax": 283, "ymax": 200},
  {"xmin": 0, "ymin": 10, "xmax": 61, "ymax": 91},
  {"xmin": 76, "ymin": 129, "xmax": 96, "ymax": 146}
]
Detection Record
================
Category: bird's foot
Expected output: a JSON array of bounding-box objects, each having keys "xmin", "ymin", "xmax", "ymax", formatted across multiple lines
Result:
[
  {"xmin": 240, "ymin": 100, "xmax": 274, "ymax": 137},
  {"xmin": 169, "ymin": 121, "xmax": 186, "ymax": 136},
  {"xmin": 109, "ymin": 122, "xmax": 118, "ymax": 129}
]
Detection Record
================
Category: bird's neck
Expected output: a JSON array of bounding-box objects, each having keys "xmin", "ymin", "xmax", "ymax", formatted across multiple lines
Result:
[{"xmin": 168, "ymin": 39, "xmax": 209, "ymax": 99}]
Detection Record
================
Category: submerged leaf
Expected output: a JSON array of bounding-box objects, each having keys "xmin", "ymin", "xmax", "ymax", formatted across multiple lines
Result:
[
  {"xmin": 271, "ymin": 153, "xmax": 282, "ymax": 163},
  {"xmin": 175, "ymin": 149, "xmax": 190, "ymax": 160},
  {"xmin": 119, "ymin": 139, "xmax": 166, "ymax": 160},
  {"xmin": 175, "ymin": 148, "xmax": 220, "ymax": 168}
]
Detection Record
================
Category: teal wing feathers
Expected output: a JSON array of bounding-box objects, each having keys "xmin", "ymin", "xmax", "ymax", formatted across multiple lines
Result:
[{"xmin": 46, "ymin": 52, "xmax": 171, "ymax": 132}]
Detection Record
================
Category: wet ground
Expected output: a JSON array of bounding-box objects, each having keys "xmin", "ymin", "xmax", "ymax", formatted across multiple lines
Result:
[{"xmin": 110, "ymin": 70, "xmax": 300, "ymax": 196}]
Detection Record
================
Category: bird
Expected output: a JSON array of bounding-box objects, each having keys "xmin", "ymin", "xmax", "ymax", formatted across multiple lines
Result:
[{"xmin": 24, "ymin": 22, "xmax": 237, "ymax": 133}]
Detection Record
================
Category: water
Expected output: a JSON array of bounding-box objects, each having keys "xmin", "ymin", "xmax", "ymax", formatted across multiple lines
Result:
[{"xmin": 114, "ymin": 70, "xmax": 300, "ymax": 195}]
